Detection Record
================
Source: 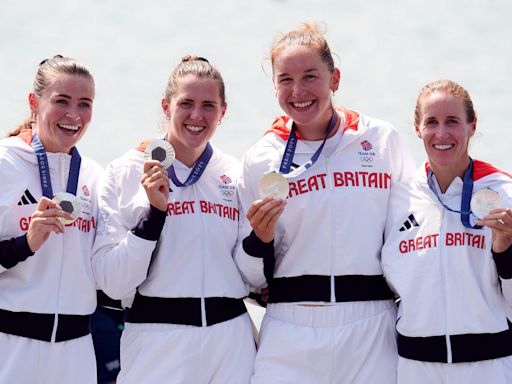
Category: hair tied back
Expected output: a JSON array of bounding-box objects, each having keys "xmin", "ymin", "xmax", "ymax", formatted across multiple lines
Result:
[{"xmin": 181, "ymin": 55, "xmax": 209, "ymax": 63}]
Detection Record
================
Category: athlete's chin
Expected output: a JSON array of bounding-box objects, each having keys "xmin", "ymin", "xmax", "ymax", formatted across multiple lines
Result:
[{"xmin": 288, "ymin": 112, "xmax": 317, "ymax": 127}]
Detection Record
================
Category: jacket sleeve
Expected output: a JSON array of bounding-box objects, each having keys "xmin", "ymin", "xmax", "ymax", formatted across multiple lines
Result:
[
  {"xmin": 0, "ymin": 235, "xmax": 34, "ymax": 272},
  {"xmin": 0, "ymin": 147, "xmax": 35, "ymax": 273},
  {"xmin": 92, "ymin": 160, "xmax": 166, "ymax": 301},
  {"xmin": 233, "ymin": 148, "xmax": 270, "ymax": 289},
  {"xmin": 494, "ymin": 246, "xmax": 512, "ymax": 306},
  {"xmin": 493, "ymin": 181, "xmax": 512, "ymax": 304}
]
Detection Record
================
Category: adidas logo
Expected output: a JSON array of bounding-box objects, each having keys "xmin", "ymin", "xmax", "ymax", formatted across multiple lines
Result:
[
  {"xmin": 18, "ymin": 189, "xmax": 37, "ymax": 205},
  {"xmin": 399, "ymin": 213, "xmax": 419, "ymax": 231}
]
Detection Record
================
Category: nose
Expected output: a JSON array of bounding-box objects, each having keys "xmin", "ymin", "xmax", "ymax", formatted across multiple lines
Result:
[
  {"xmin": 190, "ymin": 105, "xmax": 203, "ymax": 121},
  {"xmin": 436, "ymin": 123, "xmax": 451, "ymax": 137},
  {"xmin": 65, "ymin": 108, "xmax": 83, "ymax": 123},
  {"xmin": 65, "ymin": 109, "xmax": 80, "ymax": 119},
  {"xmin": 291, "ymin": 81, "xmax": 307, "ymax": 98}
]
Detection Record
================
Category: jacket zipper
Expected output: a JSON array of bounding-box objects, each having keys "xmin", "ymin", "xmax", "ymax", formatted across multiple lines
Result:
[
  {"xmin": 51, "ymin": 154, "xmax": 69, "ymax": 342},
  {"xmin": 326, "ymin": 159, "xmax": 336, "ymax": 303},
  {"xmin": 439, "ymin": 202, "xmax": 452, "ymax": 362},
  {"xmin": 195, "ymin": 184, "xmax": 207, "ymax": 327}
]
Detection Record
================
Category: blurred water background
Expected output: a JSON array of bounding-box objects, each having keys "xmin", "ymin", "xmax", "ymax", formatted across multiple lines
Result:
[
  {"xmin": 2, "ymin": 0, "xmax": 512, "ymax": 325},
  {"xmin": 2, "ymin": 0, "xmax": 511, "ymax": 169}
]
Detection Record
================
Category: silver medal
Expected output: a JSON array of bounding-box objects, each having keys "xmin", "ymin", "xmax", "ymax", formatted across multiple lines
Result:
[
  {"xmin": 53, "ymin": 192, "xmax": 82, "ymax": 225},
  {"xmin": 258, "ymin": 173, "xmax": 289, "ymax": 199},
  {"xmin": 470, "ymin": 188, "xmax": 501, "ymax": 219},
  {"xmin": 144, "ymin": 139, "xmax": 175, "ymax": 168}
]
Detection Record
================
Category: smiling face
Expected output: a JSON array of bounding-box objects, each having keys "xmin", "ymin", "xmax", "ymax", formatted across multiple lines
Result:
[
  {"xmin": 30, "ymin": 73, "xmax": 94, "ymax": 153},
  {"xmin": 272, "ymin": 45, "xmax": 340, "ymax": 140},
  {"xmin": 416, "ymin": 91, "xmax": 476, "ymax": 179},
  {"xmin": 162, "ymin": 74, "xmax": 226, "ymax": 167}
]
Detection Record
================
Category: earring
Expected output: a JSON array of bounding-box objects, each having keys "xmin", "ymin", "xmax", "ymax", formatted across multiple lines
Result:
[
  {"xmin": 165, "ymin": 114, "xmax": 170, "ymax": 121},
  {"xmin": 217, "ymin": 120, "xmax": 222, "ymax": 126}
]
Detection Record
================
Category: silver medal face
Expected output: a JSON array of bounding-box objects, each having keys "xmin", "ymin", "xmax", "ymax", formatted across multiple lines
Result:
[
  {"xmin": 258, "ymin": 173, "xmax": 289, "ymax": 199},
  {"xmin": 53, "ymin": 192, "xmax": 82, "ymax": 225},
  {"xmin": 470, "ymin": 188, "xmax": 501, "ymax": 219},
  {"xmin": 144, "ymin": 139, "xmax": 175, "ymax": 168}
]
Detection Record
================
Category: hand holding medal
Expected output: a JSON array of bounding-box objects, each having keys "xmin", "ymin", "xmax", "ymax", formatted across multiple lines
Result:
[
  {"xmin": 142, "ymin": 139, "xmax": 173, "ymax": 212},
  {"xmin": 472, "ymin": 187, "xmax": 512, "ymax": 227},
  {"xmin": 246, "ymin": 197, "xmax": 287, "ymax": 244},
  {"xmin": 26, "ymin": 197, "xmax": 75, "ymax": 252}
]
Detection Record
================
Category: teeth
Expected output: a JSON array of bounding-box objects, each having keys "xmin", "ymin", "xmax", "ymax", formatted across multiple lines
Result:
[
  {"xmin": 185, "ymin": 125, "xmax": 204, "ymax": 132},
  {"xmin": 293, "ymin": 101, "xmax": 313, "ymax": 108},
  {"xmin": 58, "ymin": 124, "xmax": 79, "ymax": 131},
  {"xmin": 434, "ymin": 144, "xmax": 453, "ymax": 150}
]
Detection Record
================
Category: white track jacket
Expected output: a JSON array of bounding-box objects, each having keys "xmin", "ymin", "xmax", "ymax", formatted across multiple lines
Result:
[
  {"xmin": 236, "ymin": 109, "xmax": 414, "ymax": 291},
  {"xmin": 92, "ymin": 143, "xmax": 248, "ymax": 303},
  {"xmin": 382, "ymin": 161, "xmax": 512, "ymax": 339},
  {"xmin": 0, "ymin": 131, "xmax": 101, "ymax": 315}
]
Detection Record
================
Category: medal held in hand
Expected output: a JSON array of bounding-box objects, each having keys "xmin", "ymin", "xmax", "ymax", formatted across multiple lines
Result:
[
  {"xmin": 53, "ymin": 192, "xmax": 82, "ymax": 225},
  {"xmin": 145, "ymin": 139, "xmax": 175, "ymax": 168},
  {"xmin": 258, "ymin": 172, "xmax": 289, "ymax": 199},
  {"xmin": 470, "ymin": 188, "xmax": 501, "ymax": 220}
]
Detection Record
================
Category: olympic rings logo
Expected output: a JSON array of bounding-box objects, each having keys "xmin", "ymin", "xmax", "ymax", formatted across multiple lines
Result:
[
  {"xmin": 360, "ymin": 156, "xmax": 373, "ymax": 163},
  {"xmin": 221, "ymin": 190, "xmax": 234, "ymax": 197}
]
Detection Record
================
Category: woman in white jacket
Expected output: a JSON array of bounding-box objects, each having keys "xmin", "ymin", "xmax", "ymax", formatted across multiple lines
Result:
[
  {"xmin": 382, "ymin": 79, "xmax": 512, "ymax": 383},
  {"xmin": 0, "ymin": 55, "xmax": 102, "ymax": 383},
  {"xmin": 92, "ymin": 55, "xmax": 255, "ymax": 384},
  {"xmin": 235, "ymin": 23, "xmax": 414, "ymax": 383}
]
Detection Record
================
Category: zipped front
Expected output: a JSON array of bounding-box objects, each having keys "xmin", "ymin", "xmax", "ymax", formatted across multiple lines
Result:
[
  {"xmin": 51, "ymin": 153, "xmax": 71, "ymax": 342},
  {"xmin": 193, "ymin": 184, "xmax": 208, "ymax": 327},
  {"xmin": 326, "ymin": 158, "xmax": 336, "ymax": 303},
  {"xmin": 439, "ymin": 205, "xmax": 453, "ymax": 363}
]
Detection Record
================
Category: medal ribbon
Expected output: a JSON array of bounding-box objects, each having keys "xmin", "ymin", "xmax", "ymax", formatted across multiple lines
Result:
[
  {"xmin": 278, "ymin": 111, "xmax": 339, "ymax": 178},
  {"xmin": 427, "ymin": 158, "xmax": 482, "ymax": 229},
  {"xmin": 32, "ymin": 134, "xmax": 82, "ymax": 198},
  {"xmin": 167, "ymin": 143, "xmax": 213, "ymax": 187}
]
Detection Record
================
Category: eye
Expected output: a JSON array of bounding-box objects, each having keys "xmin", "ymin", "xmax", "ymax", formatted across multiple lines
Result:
[
  {"xmin": 425, "ymin": 116, "xmax": 439, "ymax": 125},
  {"xmin": 79, "ymin": 101, "xmax": 92, "ymax": 108},
  {"xmin": 304, "ymin": 74, "xmax": 317, "ymax": 80},
  {"xmin": 203, "ymin": 103, "xmax": 215, "ymax": 111},
  {"xmin": 55, "ymin": 98, "xmax": 68, "ymax": 105},
  {"xmin": 278, "ymin": 77, "xmax": 292, "ymax": 84},
  {"xmin": 446, "ymin": 118, "xmax": 458, "ymax": 125},
  {"xmin": 179, "ymin": 101, "xmax": 192, "ymax": 108}
]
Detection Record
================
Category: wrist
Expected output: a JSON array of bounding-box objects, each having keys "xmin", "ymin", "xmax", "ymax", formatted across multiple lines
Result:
[{"xmin": 243, "ymin": 230, "xmax": 274, "ymax": 258}]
